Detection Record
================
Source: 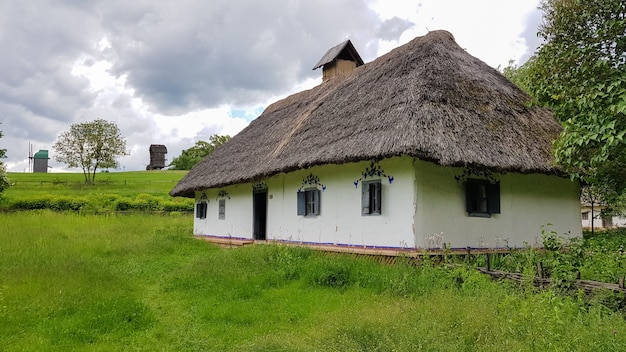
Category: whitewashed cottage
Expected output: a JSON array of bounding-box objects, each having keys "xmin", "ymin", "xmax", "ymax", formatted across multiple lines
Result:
[{"xmin": 171, "ymin": 30, "xmax": 581, "ymax": 250}]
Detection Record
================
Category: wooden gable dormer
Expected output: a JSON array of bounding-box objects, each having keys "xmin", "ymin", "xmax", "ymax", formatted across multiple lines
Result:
[{"xmin": 312, "ymin": 40, "xmax": 364, "ymax": 82}]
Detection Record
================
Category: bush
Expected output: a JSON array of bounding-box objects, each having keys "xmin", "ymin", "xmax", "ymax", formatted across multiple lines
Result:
[
  {"xmin": 49, "ymin": 196, "xmax": 87, "ymax": 211},
  {"xmin": 133, "ymin": 194, "xmax": 161, "ymax": 211},
  {"xmin": 161, "ymin": 200, "xmax": 194, "ymax": 212},
  {"xmin": 115, "ymin": 199, "xmax": 134, "ymax": 211},
  {"xmin": 12, "ymin": 196, "xmax": 51, "ymax": 210}
]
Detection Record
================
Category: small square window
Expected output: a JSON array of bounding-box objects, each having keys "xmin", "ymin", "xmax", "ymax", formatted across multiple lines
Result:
[
  {"xmin": 581, "ymin": 212, "xmax": 589, "ymax": 221},
  {"xmin": 196, "ymin": 201, "xmax": 208, "ymax": 219},
  {"xmin": 362, "ymin": 180, "xmax": 382, "ymax": 215},
  {"xmin": 465, "ymin": 179, "xmax": 500, "ymax": 217},
  {"xmin": 297, "ymin": 188, "xmax": 320, "ymax": 216},
  {"xmin": 218, "ymin": 199, "xmax": 226, "ymax": 220}
]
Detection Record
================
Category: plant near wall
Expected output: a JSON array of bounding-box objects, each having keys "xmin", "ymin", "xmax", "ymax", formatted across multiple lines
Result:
[
  {"xmin": 505, "ymin": 0, "xmax": 626, "ymax": 211},
  {"xmin": 0, "ymin": 124, "xmax": 9, "ymax": 196}
]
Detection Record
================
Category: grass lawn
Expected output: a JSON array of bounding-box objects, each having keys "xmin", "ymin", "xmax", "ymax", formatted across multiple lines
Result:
[
  {"xmin": 5, "ymin": 170, "xmax": 187, "ymax": 197},
  {"xmin": 1, "ymin": 171, "xmax": 192, "ymax": 212},
  {"xmin": 2, "ymin": 211, "xmax": 626, "ymax": 351}
]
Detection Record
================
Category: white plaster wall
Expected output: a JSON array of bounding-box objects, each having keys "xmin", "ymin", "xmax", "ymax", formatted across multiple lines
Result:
[
  {"xmin": 192, "ymin": 157, "xmax": 581, "ymax": 249},
  {"xmin": 266, "ymin": 157, "xmax": 417, "ymax": 248},
  {"xmin": 614, "ymin": 217, "xmax": 626, "ymax": 228},
  {"xmin": 193, "ymin": 157, "xmax": 416, "ymax": 248},
  {"xmin": 414, "ymin": 160, "xmax": 582, "ymax": 249},
  {"xmin": 193, "ymin": 183, "xmax": 254, "ymax": 239},
  {"xmin": 581, "ymin": 206, "xmax": 626, "ymax": 229}
]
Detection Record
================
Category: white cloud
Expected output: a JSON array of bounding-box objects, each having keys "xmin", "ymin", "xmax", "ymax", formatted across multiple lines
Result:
[
  {"xmin": 370, "ymin": 0, "xmax": 541, "ymax": 67},
  {"xmin": 0, "ymin": 0, "xmax": 544, "ymax": 173}
]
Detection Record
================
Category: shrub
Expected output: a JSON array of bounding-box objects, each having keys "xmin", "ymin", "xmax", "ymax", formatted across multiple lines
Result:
[
  {"xmin": 115, "ymin": 199, "xmax": 134, "ymax": 211},
  {"xmin": 161, "ymin": 200, "xmax": 194, "ymax": 212},
  {"xmin": 12, "ymin": 196, "xmax": 51, "ymax": 210},
  {"xmin": 50, "ymin": 196, "xmax": 87, "ymax": 211},
  {"xmin": 133, "ymin": 194, "xmax": 161, "ymax": 211}
]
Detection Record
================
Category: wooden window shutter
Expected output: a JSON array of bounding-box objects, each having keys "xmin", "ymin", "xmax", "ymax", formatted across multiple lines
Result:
[
  {"xmin": 361, "ymin": 183, "xmax": 370, "ymax": 215},
  {"xmin": 196, "ymin": 201, "xmax": 207, "ymax": 219},
  {"xmin": 487, "ymin": 183, "xmax": 501, "ymax": 214},
  {"xmin": 218, "ymin": 199, "xmax": 225, "ymax": 219},
  {"xmin": 314, "ymin": 189, "xmax": 321, "ymax": 215},
  {"xmin": 465, "ymin": 181, "xmax": 477, "ymax": 213},
  {"xmin": 375, "ymin": 182, "xmax": 382, "ymax": 214},
  {"xmin": 297, "ymin": 192, "xmax": 306, "ymax": 215}
]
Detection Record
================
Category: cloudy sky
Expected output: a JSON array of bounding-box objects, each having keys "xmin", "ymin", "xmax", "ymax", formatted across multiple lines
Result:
[{"xmin": 0, "ymin": 0, "xmax": 543, "ymax": 173}]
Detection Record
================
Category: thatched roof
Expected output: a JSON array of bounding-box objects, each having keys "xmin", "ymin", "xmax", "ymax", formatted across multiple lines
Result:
[
  {"xmin": 312, "ymin": 39, "xmax": 364, "ymax": 70},
  {"xmin": 171, "ymin": 30, "xmax": 562, "ymax": 198}
]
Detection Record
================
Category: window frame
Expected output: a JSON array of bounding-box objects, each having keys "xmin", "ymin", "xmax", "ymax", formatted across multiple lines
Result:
[
  {"xmin": 362, "ymin": 179, "xmax": 382, "ymax": 216},
  {"xmin": 465, "ymin": 179, "xmax": 500, "ymax": 217},
  {"xmin": 218, "ymin": 199, "xmax": 226, "ymax": 220},
  {"xmin": 195, "ymin": 200, "xmax": 208, "ymax": 219},
  {"xmin": 297, "ymin": 188, "xmax": 321, "ymax": 217}
]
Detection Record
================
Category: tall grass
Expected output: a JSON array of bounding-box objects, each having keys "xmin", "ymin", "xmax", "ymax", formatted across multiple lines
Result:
[{"xmin": 2, "ymin": 211, "xmax": 626, "ymax": 351}]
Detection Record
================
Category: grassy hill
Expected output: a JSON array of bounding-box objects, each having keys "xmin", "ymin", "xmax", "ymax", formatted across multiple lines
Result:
[{"xmin": 1, "ymin": 171, "xmax": 193, "ymax": 212}]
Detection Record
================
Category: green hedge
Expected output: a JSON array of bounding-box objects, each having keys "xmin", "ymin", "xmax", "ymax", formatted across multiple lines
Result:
[{"xmin": 4, "ymin": 193, "xmax": 193, "ymax": 213}]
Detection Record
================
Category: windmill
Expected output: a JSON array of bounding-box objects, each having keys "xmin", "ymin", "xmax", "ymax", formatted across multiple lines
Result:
[{"xmin": 28, "ymin": 142, "xmax": 33, "ymax": 173}]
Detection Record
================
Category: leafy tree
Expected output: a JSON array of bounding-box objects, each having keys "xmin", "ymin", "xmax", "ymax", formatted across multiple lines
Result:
[
  {"xmin": 0, "ymin": 124, "xmax": 9, "ymax": 195},
  {"xmin": 170, "ymin": 134, "xmax": 230, "ymax": 170},
  {"xmin": 53, "ymin": 119, "xmax": 128, "ymax": 184},
  {"xmin": 507, "ymin": 0, "xmax": 626, "ymax": 210}
]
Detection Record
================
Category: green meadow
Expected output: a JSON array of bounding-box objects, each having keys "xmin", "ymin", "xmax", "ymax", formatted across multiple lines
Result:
[
  {"xmin": 2, "ymin": 172, "xmax": 626, "ymax": 350},
  {"xmin": 1, "ymin": 171, "xmax": 193, "ymax": 212}
]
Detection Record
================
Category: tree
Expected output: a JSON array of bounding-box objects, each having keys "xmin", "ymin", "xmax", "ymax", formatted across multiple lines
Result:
[
  {"xmin": 170, "ymin": 134, "xmax": 230, "ymax": 170},
  {"xmin": 507, "ymin": 0, "xmax": 626, "ymax": 210},
  {"xmin": 53, "ymin": 119, "xmax": 128, "ymax": 184},
  {"xmin": 0, "ymin": 123, "xmax": 10, "ymax": 195}
]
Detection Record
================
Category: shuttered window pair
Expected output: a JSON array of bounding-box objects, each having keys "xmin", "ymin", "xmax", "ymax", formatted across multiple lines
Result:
[
  {"xmin": 465, "ymin": 179, "xmax": 500, "ymax": 217},
  {"xmin": 195, "ymin": 201, "xmax": 208, "ymax": 219},
  {"xmin": 297, "ymin": 189, "xmax": 320, "ymax": 216},
  {"xmin": 362, "ymin": 180, "xmax": 382, "ymax": 215}
]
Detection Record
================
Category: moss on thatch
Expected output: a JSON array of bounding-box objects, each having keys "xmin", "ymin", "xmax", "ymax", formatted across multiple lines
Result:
[{"xmin": 171, "ymin": 30, "xmax": 561, "ymax": 198}]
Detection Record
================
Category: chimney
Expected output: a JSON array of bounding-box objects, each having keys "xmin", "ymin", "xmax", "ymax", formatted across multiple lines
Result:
[{"xmin": 312, "ymin": 40, "xmax": 364, "ymax": 82}]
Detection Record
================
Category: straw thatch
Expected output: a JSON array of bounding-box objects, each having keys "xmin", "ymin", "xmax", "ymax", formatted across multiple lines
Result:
[{"xmin": 171, "ymin": 30, "xmax": 562, "ymax": 198}]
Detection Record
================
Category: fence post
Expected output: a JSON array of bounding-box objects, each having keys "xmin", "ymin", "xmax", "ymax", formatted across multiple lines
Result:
[
  {"xmin": 619, "ymin": 276, "xmax": 624, "ymax": 289},
  {"xmin": 485, "ymin": 253, "xmax": 491, "ymax": 271}
]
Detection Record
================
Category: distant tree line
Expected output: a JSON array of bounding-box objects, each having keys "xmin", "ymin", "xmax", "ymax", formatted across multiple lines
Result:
[{"xmin": 169, "ymin": 134, "xmax": 230, "ymax": 170}]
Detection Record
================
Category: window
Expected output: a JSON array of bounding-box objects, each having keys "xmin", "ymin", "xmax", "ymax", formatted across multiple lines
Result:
[
  {"xmin": 218, "ymin": 199, "xmax": 226, "ymax": 220},
  {"xmin": 362, "ymin": 180, "xmax": 382, "ymax": 215},
  {"xmin": 297, "ymin": 188, "xmax": 320, "ymax": 216},
  {"xmin": 581, "ymin": 212, "xmax": 589, "ymax": 221},
  {"xmin": 196, "ymin": 200, "xmax": 208, "ymax": 219},
  {"xmin": 465, "ymin": 179, "xmax": 500, "ymax": 217}
]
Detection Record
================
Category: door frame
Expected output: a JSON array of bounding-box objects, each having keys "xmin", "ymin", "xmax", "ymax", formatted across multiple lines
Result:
[{"xmin": 252, "ymin": 188, "xmax": 268, "ymax": 240}]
